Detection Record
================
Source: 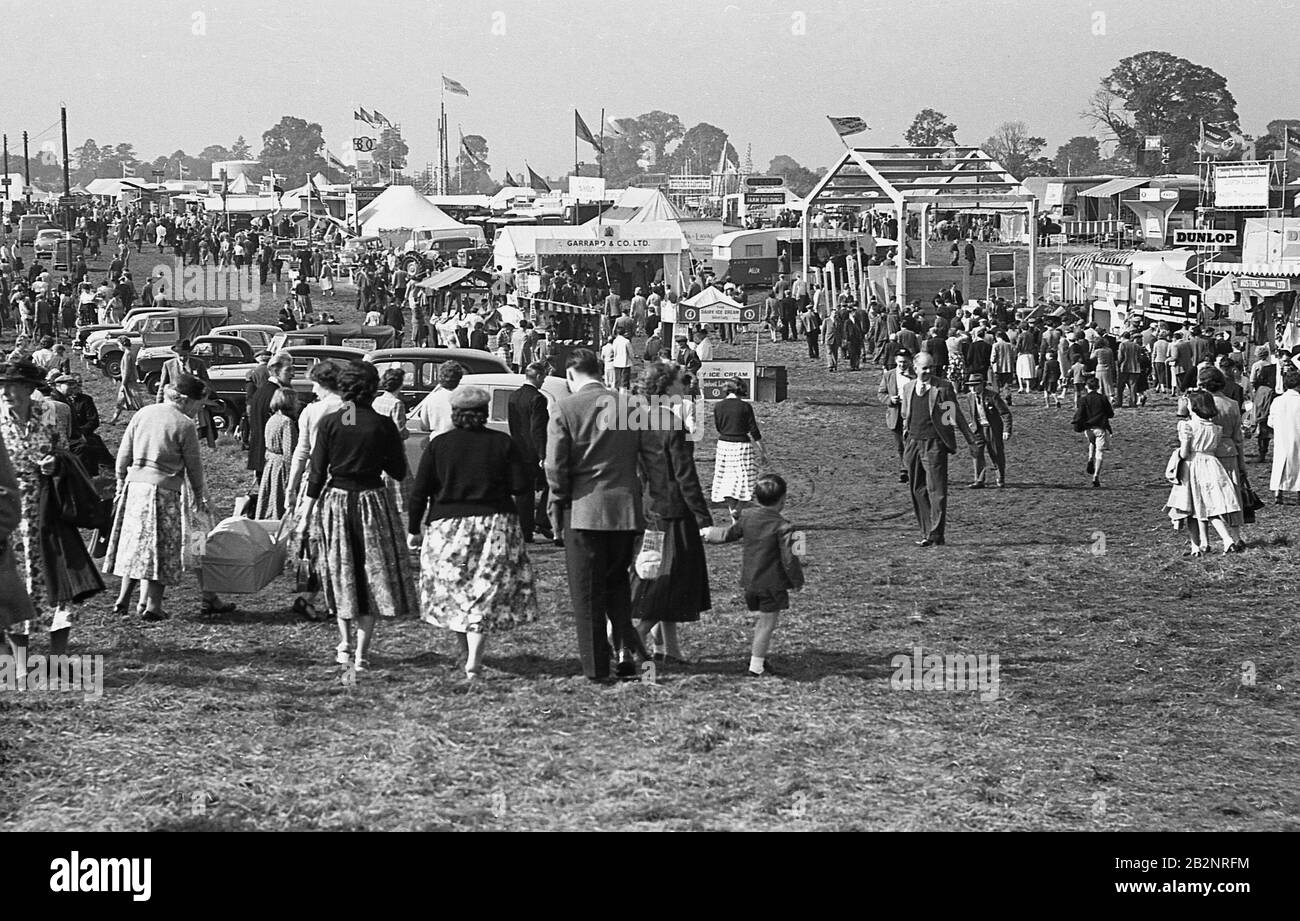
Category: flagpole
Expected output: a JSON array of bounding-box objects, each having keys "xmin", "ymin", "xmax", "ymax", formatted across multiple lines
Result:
[{"xmin": 573, "ymin": 109, "xmax": 579, "ymax": 226}]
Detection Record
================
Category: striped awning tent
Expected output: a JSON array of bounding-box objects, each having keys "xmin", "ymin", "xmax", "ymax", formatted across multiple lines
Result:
[
  {"xmin": 1059, "ymin": 250, "xmax": 1141, "ymax": 305},
  {"xmin": 1203, "ymin": 261, "xmax": 1300, "ymax": 278}
]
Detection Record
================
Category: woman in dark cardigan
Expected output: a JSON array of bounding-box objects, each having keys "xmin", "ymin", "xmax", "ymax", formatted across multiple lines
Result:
[
  {"xmin": 632, "ymin": 362, "xmax": 713, "ymax": 665},
  {"xmin": 408, "ymin": 385, "xmax": 538, "ymax": 682}
]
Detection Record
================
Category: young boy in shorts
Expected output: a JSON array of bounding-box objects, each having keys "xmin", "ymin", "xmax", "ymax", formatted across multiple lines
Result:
[
  {"xmin": 703, "ymin": 473, "xmax": 804, "ymax": 677},
  {"xmin": 1071, "ymin": 375, "xmax": 1114, "ymax": 488}
]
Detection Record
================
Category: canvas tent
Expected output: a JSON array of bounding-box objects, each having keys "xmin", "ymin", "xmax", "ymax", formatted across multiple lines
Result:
[{"xmin": 358, "ymin": 185, "xmax": 471, "ymax": 236}]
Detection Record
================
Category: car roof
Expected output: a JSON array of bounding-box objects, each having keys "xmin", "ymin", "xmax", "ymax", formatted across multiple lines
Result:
[
  {"xmin": 461, "ymin": 373, "xmax": 569, "ymax": 396},
  {"xmin": 283, "ymin": 346, "xmax": 367, "ymax": 358},
  {"xmin": 367, "ymin": 347, "xmax": 504, "ymax": 363},
  {"xmin": 213, "ymin": 324, "xmax": 281, "ymax": 334}
]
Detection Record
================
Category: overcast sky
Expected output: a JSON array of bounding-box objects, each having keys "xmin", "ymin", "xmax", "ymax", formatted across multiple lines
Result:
[{"xmin": 3, "ymin": 0, "xmax": 1296, "ymax": 180}]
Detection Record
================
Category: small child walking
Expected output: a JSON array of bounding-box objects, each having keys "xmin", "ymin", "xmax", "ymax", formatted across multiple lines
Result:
[
  {"xmin": 1040, "ymin": 353, "xmax": 1061, "ymax": 408},
  {"xmin": 1069, "ymin": 356, "xmax": 1088, "ymax": 408},
  {"xmin": 703, "ymin": 473, "xmax": 804, "ymax": 677}
]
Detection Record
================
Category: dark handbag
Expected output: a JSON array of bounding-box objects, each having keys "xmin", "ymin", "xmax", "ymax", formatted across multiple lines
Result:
[
  {"xmin": 50, "ymin": 449, "xmax": 111, "ymax": 530},
  {"xmin": 294, "ymin": 533, "xmax": 320, "ymax": 594},
  {"xmin": 1241, "ymin": 473, "xmax": 1265, "ymax": 523}
]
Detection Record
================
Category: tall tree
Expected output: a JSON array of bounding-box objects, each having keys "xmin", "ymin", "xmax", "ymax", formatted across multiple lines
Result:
[
  {"xmin": 375, "ymin": 126, "xmax": 410, "ymax": 171},
  {"xmin": 230, "ymin": 135, "xmax": 252, "ymax": 159},
  {"xmin": 767, "ymin": 155, "xmax": 821, "ymax": 197},
  {"xmin": 1053, "ymin": 136, "xmax": 1102, "ymax": 175},
  {"xmin": 198, "ymin": 144, "xmax": 234, "ymax": 163},
  {"xmin": 633, "ymin": 110, "xmax": 685, "ymax": 167},
  {"xmin": 1256, "ymin": 118, "xmax": 1300, "ymax": 161},
  {"xmin": 259, "ymin": 116, "xmax": 326, "ymax": 181},
  {"xmin": 599, "ymin": 118, "xmax": 649, "ymax": 187},
  {"xmin": 1084, "ymin": 51, "xmax": 1238, "ymax": 173},
  {"xmin": 667, "ymin": 122, "xmax": 736, "ymax": 175},
  {"xmin": 904, "ymin": 108, "xmax": 958, "ymax": 147},
  {"xmin": 983, "ymin": 122, "xmax": 1047, "ymax": 179}
]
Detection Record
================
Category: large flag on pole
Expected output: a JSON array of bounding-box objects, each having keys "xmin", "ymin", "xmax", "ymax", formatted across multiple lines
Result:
[
  {"xmin": 1200, "ymin": 121, "xmax": 1243, "ymax": 156},
  {"xmin": 443, "ymin": 75, "xmax": 469, "ymax": 97},
  {"xmin": 526, "ymin": 165, "xmax": 551, "ymax": 193},
  {"xmin": 372, "ymin": 110, "xmax": 393, "ymax": 128},
  {"xmin": 827, "ymin": 116, "xmax": 870, "ymax": 137},
  {"xmin": 575, "ymin": 110, "xmax": 604, "ymax": 154}
]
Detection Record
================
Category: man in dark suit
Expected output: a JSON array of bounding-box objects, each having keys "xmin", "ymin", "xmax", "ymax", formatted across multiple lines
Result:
[
  {"xmin": 1116, "ymin": 331, "xmax": 1144, "ymax": 407},
  {"xmin": 965, "ymin": 373, "xmax": 1013, "ymax": 488},
  {"xmin": 507, "ymin": 361, "xmax": 553, "ymax": 543},
  {"xmin": 246, "ymin": 351, "xmax": 294, "ymax": 479},
  {"xmin": 546, "ymin": 348, "xmax": 648, "ymax": 682},
  {"xmin": 877, "ymin": 348, "xmax": 913, "ymax": 483},
  {"xmin": 963, "ymin": 328, "xmax": 992, "ymax": 385},
  {"xmin": 899, "ymin": 351, "xmax": 976, "ymax": 546}
]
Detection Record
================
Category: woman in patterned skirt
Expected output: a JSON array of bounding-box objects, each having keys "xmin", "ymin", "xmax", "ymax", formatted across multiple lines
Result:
[
  {"xmin": 408, "ymin": 385, "xmax": 538, "ymax": 682},
  {"xmin": 296, "ymin": 361, "xmax": 414, "ymax": 672},
  {"xmin": 285, "ymin": 359, "xmax": 346, "ymax": 621},
  {"xmin": 711, "ymin": 378, "xmax": 766, "ymax": 521},
  {"xmin": 0, "ymin": 359, "xmax": 73, "ymax": 653},
  {"xmin": 105, "ymin": 374, "xmax": 210, "ymax": 621}
]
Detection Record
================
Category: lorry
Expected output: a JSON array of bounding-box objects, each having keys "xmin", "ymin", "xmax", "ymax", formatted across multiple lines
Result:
[{"xmin": 85, "ymin": 305, "xmax": 232, "ymax": 379}]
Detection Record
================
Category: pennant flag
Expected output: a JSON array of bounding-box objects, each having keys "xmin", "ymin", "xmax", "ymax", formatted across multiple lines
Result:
[
  {"xmin": 827, "ymin": 116, "xmax": 870, "ymax": 137},
  {"xmin": 372, "ymin": 110, "xmax": 393, "ymax": 128},
  {"xmin": 443, "ymin": 75, "xmax": 469, "ymax": 97},
  {"xmin": 575, "ymin": 110, "xmax": 604, "ymax": 154},
  {"xmin": 326, "ymin": 149, "xmax": 349, "ymax": 171},
  {"xmin": 1199, "ymin": 121, "xmax": 1241, "ymax": 156},
  {"xmin": 353, "ymin": 109, "xmax": 367, "ymax": 123},
  {"xmin": 1285, "ymin": 125, "xmax": 1300, "ymax": 149},
  {"xmin": 526, "ymin": 165, "xmax": 551, "ymax": 193}
]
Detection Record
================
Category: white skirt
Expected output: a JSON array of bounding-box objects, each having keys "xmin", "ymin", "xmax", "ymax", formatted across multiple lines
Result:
[
  {"xmin": 711, "ymin": 440, "xmax": 757, "ymax": 502},
  {"xmin": 1016, "ymin": 353, "xmax": 1037, "ymax": 379}
]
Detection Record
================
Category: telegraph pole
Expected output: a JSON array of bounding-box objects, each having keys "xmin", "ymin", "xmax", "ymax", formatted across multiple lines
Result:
[
  {"xmin": 61, "ymin": 106, "xmax": 73, "ymax": 274},
  {"xmin": 22, "ymin": 131, "xmax": 31, "ymax": 204}
]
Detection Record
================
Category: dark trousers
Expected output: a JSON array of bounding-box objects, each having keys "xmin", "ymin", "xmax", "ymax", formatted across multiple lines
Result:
[
  {"xmin": 781, "ymin": 307, "xmax": 797, "ymax": 340},
  {"xmin": 516, "ymin": 465, "xmax": 551, "ymax": 541},
  {"xmin": 971, "ymin": 425, "xmax": 1005, "ymax": 485},
  {"xmin": 904, "ymin": 436, "xmax": 949, "ymax": 543},
  {"xmin": 614, "ymin": 366, "xmax": 631, "ymax": 390},
  {"xmin": 565, "ymin": 526, "xmax": 641, "ymax": 679},
  {"xmin": 891, "ymin": 424, "xmax": 906, "ymax": 475},
  {"xmin": 806, "ymin": 331, "xmax": 820, "ymax": 358},
  {"xmin": 1118, "ymin": 371, "xmax": 1142, "ymax": 405}
]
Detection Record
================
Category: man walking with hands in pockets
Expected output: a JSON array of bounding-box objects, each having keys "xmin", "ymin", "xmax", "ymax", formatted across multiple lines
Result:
[{"xmin": 900, "ymin": 351, "xmax": 977, "ymax": 547}]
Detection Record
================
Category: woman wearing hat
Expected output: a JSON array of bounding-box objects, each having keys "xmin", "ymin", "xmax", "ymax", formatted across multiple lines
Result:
[
  {"xmin": 105, "ymin": 373, "xmax": 211, "ymax": 621},
  {"xmin": 295, "ymin": 360, "xmax": 415, "ymax": 671},
  {"xmin": 408, "ymin": 384, "xmax": 538, "ymax": 682},
  {"xmin": 0, "ymin": 358, "xmax": 76, "ymax": 651}
]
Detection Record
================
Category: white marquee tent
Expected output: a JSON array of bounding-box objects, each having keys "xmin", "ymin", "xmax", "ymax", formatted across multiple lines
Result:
[{"xmin": 358, "ymin": 185, "xmax": 471, "ymax": 235}]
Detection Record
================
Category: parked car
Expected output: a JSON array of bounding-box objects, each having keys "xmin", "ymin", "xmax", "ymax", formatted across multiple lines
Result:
[
  {"xmin": 87, "ymin": 306, "xmax": 232, "ymax": 379},
  {"xmin": 267, "ymin": 323, "xmax": 397, "ymax": 354},
  {"xmin": 338, "ymin": 235, "xmax": 384, "ymax": 273},
  {"xmin": 76, "ymin": 307, "xmax": 167, "ymax": 351},
  {"xmin": 206, "ymin": 345, "xmax": 368, "ymax": 432},
  {"xmin": 364, "ymin": 347, "xmax": 510, "ymax": 411},
  {"xmin": 209, "ymin": 323, "xmax": 282, "ymax": 352},
  {"xmin": 399, "ymin": 371, "xmax": 568, "ymax": 473},
  {"xmin": 136, "ymin": 334, "xmax": 259, "ymax": 397},
  {"xmin": 34, "ymin": 230, "xmax": 84, "ymax": 267},
  {"xmin": 18, "ymin": 215, "xmax": 58, "ymax": 246}
]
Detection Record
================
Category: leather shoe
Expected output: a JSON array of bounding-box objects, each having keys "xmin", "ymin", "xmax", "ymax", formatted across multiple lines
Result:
[
  {"xmin": 615, "ymin": 659, "xmax": 638, "ymax": 680},
  {"xmin": 898, "ymin": 472, "xmax": 908, "ymax": 483},
  {"xmin": 966, "ymin": 482, "xmax": 985, "ymax": 489},
  {"xmin": 914, "ymin": 538, "xmax": 933, "ymax": 547}
]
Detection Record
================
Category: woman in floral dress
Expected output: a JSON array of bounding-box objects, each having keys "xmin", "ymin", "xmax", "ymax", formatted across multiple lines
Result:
[
  {"xmin": 0, "ymin": 359, "xmax": 72, "ymax": 654},
  {"xmin": 408, "ymin": 385, "xmax": 537, "ymax": 682}
]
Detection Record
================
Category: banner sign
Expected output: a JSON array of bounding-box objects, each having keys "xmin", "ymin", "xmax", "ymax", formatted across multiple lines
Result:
[
  {"xmin": 1044, "ymin": 183, "xmax": 1064, "ymax": 207},
  {"xmin": 679, "ymin": 302, "xmax": 759, "ymax": 325},
  {"xmin": 1092, "ymin": 264, "xmax": 1130, "ymax": 301},
  {"xmin": 1172, "ymin": 228, "xmax": 1237, "ymax": 249},
  {"xmin": 1239, "ymin": 277, "xmax": 1290, "ymax": 292},
  {"xmin": 534, "ymin": 234, "xmax": 682, "ymax": 255},
  {"xmin": 698, "ymin": 360, "xmax": 756, "ymax": 400},
  {"xmin": 668, "ymin": 177, "xmax": 712, "ymax": 192},
  {"xmin": 1214, "ymin": 163, "xmax": 1270, "ymax": 208},
  {"xmin": 744, "ymin": 191, "xmax": 787, "ymax": 206},
  {"xmin": 1136, "ymin": 284, "xmax": 1200, "ymax": 325},
  {"xmin": 567, "ymin": 176, "xmax": 606, "ymax": 202}
]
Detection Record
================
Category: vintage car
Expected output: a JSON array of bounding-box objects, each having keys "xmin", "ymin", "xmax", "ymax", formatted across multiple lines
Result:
[
  {"xmin": 135, "ymin": 334, "xmax": 261, "ymax": 397},
  {"xmin": 206, "ymin": 345, "xmax": 368, "ymax": 432},
  {"xmin": 364, "ymin": 347, "xmax": 510, "ymax": 411},
  {"xmin": 397, "ymin": 371, "xmax": 568, "ymax": 473},
  {"xmin": 266, "ymin": 323, "xmax": 397, "ymax": 354}
]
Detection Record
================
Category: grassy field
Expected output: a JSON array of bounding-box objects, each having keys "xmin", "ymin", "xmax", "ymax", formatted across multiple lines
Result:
[{"xmin": 1, "ymin": 239, "xmax": 1296, "ymax": 832}]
